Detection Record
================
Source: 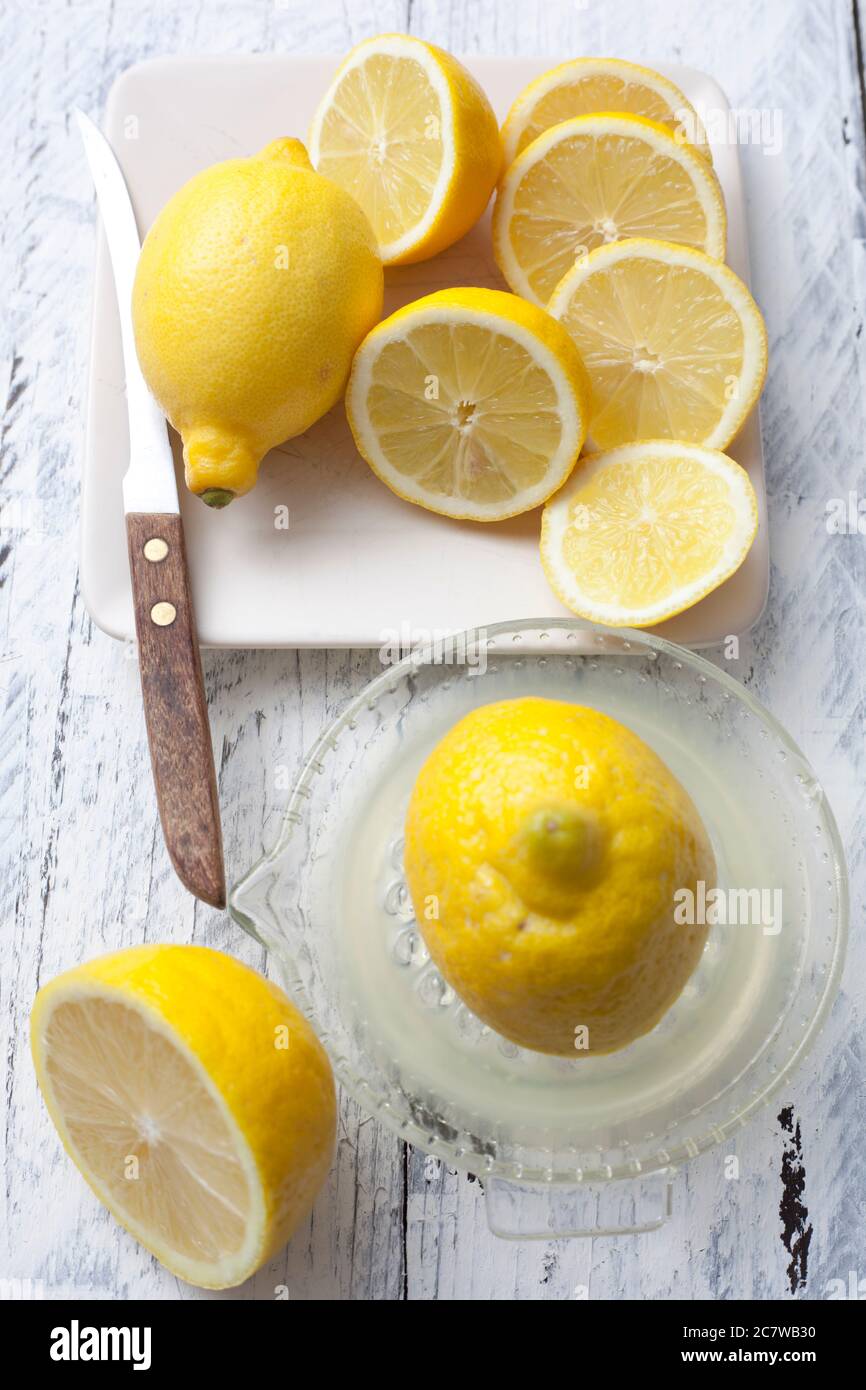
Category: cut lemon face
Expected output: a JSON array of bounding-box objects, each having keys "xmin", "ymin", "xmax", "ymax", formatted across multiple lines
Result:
[
  {"xmin": 308, "ymin": 34, "xmax": 501, "ymax": 265},
  {"xmin": 493, "ymin": 113, "xmax": 726, "ymax": 305},
  {"xmin": 501, "ymin": 57, "xmax": 711, "ymax": 166},
  {"xmin": 346, "ymin": 286, "xmax": 590, "ymax": 520},
  {"xmin": 548, "ymin": 238, "xmax": 767, "ymax": 450},
  {"xmin": 31, "ymin": 946, "xmax": 336, "ymax": 1289},
  {"xmin": 540, "ymin": 440, "xmax": 758, "ymax": 626}
]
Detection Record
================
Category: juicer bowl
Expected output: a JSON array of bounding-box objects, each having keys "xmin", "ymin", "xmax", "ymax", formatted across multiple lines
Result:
[{"xmin": 230, "ymin": 620, "xmax": 847, "ymax": 1237}]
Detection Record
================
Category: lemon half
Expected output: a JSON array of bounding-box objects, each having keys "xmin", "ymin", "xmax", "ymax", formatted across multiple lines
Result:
[
  {"xmin": 493, "ymin": 112, "xmax": 726, "ymax": 305},
  {"xmin": 548, "ymin": 238, "xmax": 767, "ymax": 450},
  {"xmin": 346, "ymin": 286, "xmax": 590, "ymax": 520},
  {"xmin": 31, "ymin": 946, "xmax": 336, "ymax": 1289},
  {"xmin": 405, "ymin": 697, "xmax": 715, "ymax": 1056},
  {"xmin": 540, "ymin": 440, "xmax": 759, "ymax": 626},
  {"xmin": 309, "ymin": 34, "xmax": 501, "ymax": 264}
]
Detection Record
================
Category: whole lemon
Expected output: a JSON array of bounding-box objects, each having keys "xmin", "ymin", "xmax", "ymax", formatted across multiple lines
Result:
[
  {"xmin": 132, "ymin": 139, "xmax": 383, "ymax": 506},
  {"xmin": 404, "ymin": 697, "xmax": 715, "ymax": 1056}
]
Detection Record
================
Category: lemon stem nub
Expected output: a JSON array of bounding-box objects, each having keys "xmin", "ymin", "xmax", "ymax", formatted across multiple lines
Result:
[
  {"xmin": 199, "ymin": 488, "xmax": 235, "ymax": 509},
  {"xmin": 518, "ymin": 804, "xmax": 603, "ymax": 889}
]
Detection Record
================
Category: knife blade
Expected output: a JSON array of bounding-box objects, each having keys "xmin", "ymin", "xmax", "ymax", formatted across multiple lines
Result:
[{"xmin": 76, "ymin": 109, "xmax": 226, "ymax": 909}]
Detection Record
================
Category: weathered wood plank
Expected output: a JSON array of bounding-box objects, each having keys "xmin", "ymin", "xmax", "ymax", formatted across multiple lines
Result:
[{"xmin": 2, "ymin": 0, "xmax": 864, "ymax": 1301}]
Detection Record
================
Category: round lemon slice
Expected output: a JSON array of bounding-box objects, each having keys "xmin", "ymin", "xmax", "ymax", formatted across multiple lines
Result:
[
  {"xmin": 540, "ymin": 440, "xmax": 759, "ymax": 627},
  {"xmin": 548, "ymin": 238, "xmax": 767, "ymax": 450},
  {"xmin": 501, "ymin": 56, "xmax": 711, "ymax": 166},
  {"xmin": 345, "ymin": 286, "xmax": 591, "ymax": 521},
  {"xmin": 30, "ymin": 946, "xmax": 336, "ymax": 1290},
  {"xmin": 308, "ymin": 34, "xmax": 501, "ymax": 265},
  {"xmin": 492, "ymin": 112, "xmax": 726, "ymax": 305}
]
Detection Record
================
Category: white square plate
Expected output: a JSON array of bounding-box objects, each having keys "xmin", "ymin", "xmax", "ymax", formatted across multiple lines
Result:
[{"xmin": 82, "ymin": 55, "xmax": 767, "ymax": 649}]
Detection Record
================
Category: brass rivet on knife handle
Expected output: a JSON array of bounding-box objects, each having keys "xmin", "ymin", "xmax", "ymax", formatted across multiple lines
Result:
[
  {"xmin": 150, "ymin": 601, "xmax": 177, "ymax": 627},
  {"xmin": 126, "ymin": 512, "xmax": 226, "ymax": 909},
  {"xmin": 143, "ymin": 537, "xmax": 169, "ymax": 562}
]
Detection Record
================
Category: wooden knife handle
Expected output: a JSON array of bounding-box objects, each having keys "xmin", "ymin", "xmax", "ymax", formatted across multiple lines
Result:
[{"xmin": 126, "ymin": 512, "xmax": 226, "ymax": 909}]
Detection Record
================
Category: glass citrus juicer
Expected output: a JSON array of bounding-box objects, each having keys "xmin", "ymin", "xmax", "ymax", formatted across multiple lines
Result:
[{"xmin": 229, "ymin": 619, "xmax": 847, "ymax": 1239}]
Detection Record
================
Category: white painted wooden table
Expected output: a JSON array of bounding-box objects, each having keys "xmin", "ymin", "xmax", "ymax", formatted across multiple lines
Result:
[{"xmin": 2, "ymin": 0, "xmax": 865, "ymax": 1301}]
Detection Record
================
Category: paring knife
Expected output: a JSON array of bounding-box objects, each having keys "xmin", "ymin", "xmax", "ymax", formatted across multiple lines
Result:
[{"xmin": 76, "ymin": 109, "xmax": 226, "ymax": 910}]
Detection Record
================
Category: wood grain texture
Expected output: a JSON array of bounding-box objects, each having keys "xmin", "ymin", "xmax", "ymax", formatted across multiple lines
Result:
[
  {"xmin": 126, "ymin": 512, "xmax": 225, "ymax": 908},
  {"xmin": 1, "ymin": 0, "xmax": 865, "ymax": 1301}
]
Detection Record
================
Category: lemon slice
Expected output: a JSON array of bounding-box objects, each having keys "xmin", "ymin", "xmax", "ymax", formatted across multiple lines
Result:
[
  {"xmin": 548, "ymin": 238, "xmax": 767, "ymax": 450},
  {"xmin": 493, "ymin": 113, "xmax": 726, "ymax": 305},
  {"xmin": 346, "ymin": 286, "xmax": 590, "ymax": 520},
  {"xmin": 540, "ymin": 440, "xmax": 758, "ymax": 626},
  {"xmin": 31, "ymin": 946, "xmax": 336, "ymax": 1289},
  {"xmin": 308, "ymin": 34, "xmax": 501, "ymax": 265},
  {"xmin": 501, "ymin": 57, "xmax": 711, "ymax": 166}
]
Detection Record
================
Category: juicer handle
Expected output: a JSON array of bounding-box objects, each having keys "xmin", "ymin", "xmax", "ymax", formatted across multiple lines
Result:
[{"xmin": 483, "ymin": 1170, "xmax": 675, "ymax": 1239}]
